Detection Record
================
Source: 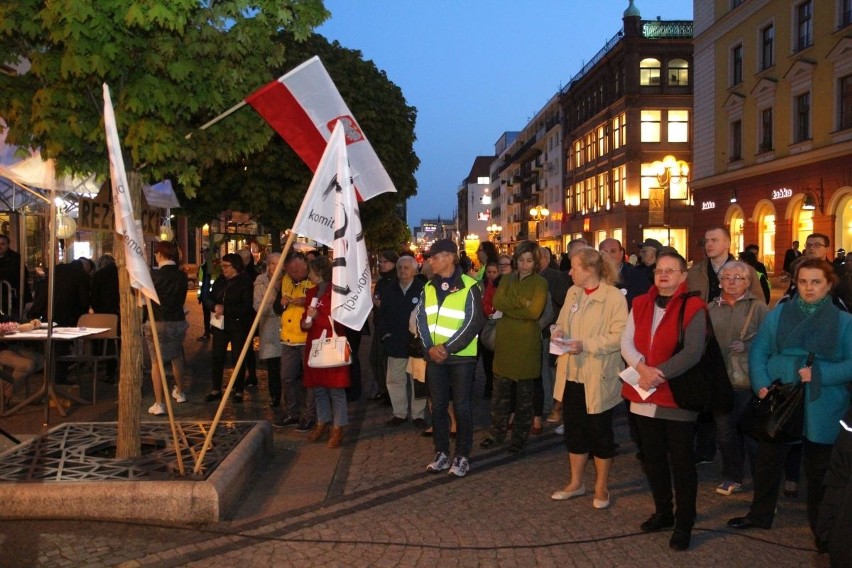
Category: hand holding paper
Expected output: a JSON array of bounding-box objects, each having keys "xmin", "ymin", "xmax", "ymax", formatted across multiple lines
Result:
[{"xmin": 619, "ymin": 366, "xmax": 655, "ymax": 400}]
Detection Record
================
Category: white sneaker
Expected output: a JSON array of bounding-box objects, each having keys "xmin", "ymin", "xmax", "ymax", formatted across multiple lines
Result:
[
  {"xmin": 426, "ymin": 451, "xmax": 450, "ymax": 473},
  {"xmin": 147, "ymin": 402, "xmax": 165, "ymax": 416},
  {"xmin": 172, "ymin": 387, "xmax": 186, "ymax": 403},
  {"xmin": 448, "ymin": 456, "xmax": 470, "ymax": 477},
  {"xmin": 555, "ymin": 424, "xmax": 565, "ymax": 435}
]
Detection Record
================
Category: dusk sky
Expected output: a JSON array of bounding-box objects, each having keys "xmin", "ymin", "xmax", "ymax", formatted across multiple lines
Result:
[{"xmin": 317, "ymin": 0, "xmax": 693, "ymax": 227}]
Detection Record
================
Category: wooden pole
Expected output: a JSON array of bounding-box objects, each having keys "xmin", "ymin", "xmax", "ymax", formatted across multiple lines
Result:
[
  {"xmin": 144, "ymin": 297, "xmax": 185, "ymax": 475},
  {"xmin": 193, "ymin": 230, "xmax": 296, "ymax": 474}
]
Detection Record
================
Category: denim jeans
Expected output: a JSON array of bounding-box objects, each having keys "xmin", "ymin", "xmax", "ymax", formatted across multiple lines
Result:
[
  {"xmin": 427, "ymin": 359, "xmax": 476, "ymax": 458},
  {"xmin": 314, "ymin": 387, "xmax": 348, "ymax": 427},
  {"xmin": 715, "ymin": 389, "xmax": 756, "ymax": 483}
]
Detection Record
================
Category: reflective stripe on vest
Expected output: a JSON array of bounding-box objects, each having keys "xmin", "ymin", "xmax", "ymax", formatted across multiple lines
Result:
[{"xmin": 424, "ymin": 275, "xmax": 477, "ymax": 357}]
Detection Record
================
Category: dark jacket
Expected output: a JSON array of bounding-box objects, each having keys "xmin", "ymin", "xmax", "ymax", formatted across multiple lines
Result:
[
  {"xmin": 28, "ymin": 260, "xmax": 90, "ymax": 326},
  {"xmin": 817, "ymin": 407, "xmax": 852, "ymax": 567},
  {"xmin": 206, "ymin": 272, "xmax": 254, "ymax": 330},
  {"xmin": 150, "ymin": 264, "xmax": 188, "ymax": 322},
  {"xmin": 616, "ymin": 262, "xmax": 651, "ymax": 311},
  {"xmin": 376, "ymin": 278, "xmax": 425, "ymax": 358},
  {"xmin": 0, "ymin": 248, "xmax": 32, "ymax": 313},
  {"xmin": 90, "ymin": 264, "xmax": 120, "ymax": 317}
]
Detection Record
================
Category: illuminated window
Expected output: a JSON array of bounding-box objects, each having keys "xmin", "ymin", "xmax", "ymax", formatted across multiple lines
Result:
[
  {"xmin": 668, "ymin": 110, "xmax": 689, "ymax": 142},
  {"xmin": 573, "ymin": 140, "xmax": 582, "ymax": 169},
  {"xmin": 585, "ymin": 178, "xmax": 595, "ymax": 212},
  {"xmin": 640, "ymin": 58, "xmax": 661, "ymax": 86},
  {"xmin": 611, "ymin": 165, "xmax": 625, "ymax": 204},
  {"xmin": 597, "ymin": 125, "xmax": 607, "ymax": 157},
  {"xmin": 640, "ymin": 163, "xmax": 658, "ymax": 199},
  {"xmin": 641, "ymin": 110, "xmax": 661, "ymax": 142},
  {"xmin": 668, "ymin": 59, "xmax": 689, "ymax": 85},
  {"xmin": 597, "ymin": 173, "xmax": 607, "ymax": 210}
]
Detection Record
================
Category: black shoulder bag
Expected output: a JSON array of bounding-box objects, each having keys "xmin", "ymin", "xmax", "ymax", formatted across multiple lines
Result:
[
  {"xmin": 667, "ymin": 291, "xmax": 734, "ymax": 413},
  {"xmin": 743, "ymin": 353, "xmax": 810, "ymax": 443}
]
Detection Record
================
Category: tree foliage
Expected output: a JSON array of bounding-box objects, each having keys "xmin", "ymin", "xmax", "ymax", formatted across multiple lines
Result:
[
  {"xmin": 0, "ymin": 0, "xmax": 330, "ymax": 195},
  {"xmin": 188, "ymin": 33, "xmax": 419, "ymax": 245}
]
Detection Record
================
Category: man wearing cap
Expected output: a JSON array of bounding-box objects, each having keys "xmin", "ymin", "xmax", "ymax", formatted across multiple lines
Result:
[
  {"xmin": 636, "ymin": 238, "xmax": 662, "ymax": 285},
  {"xmin": 415, "ymin": 239, "xmax": 485, "ymax": 477}
]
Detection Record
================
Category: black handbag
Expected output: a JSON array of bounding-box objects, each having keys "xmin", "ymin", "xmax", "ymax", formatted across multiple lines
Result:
[
  {"xmin": 667, "ymin": 292, "xmax": 734, "ymax": 413},
  {"xmin": 747, "ymin": 379, "xmax": 805, "ymax": 443}
]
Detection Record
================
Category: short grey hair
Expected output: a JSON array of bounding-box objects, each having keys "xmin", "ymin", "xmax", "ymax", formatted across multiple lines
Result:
[
  {"xmin": 397, "ymin": 255, "xmax": 418, "ymax": 270},
  {"xmin": 719, "ymin": 260, "xmax": 751, "ymax": 283}
]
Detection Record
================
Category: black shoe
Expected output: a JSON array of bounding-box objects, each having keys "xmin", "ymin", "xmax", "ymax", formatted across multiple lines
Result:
[
  {"xmin": 726, "ymin": 516, "xmax": 771, "ymax": 530},
  {"xmin": 412, "ymin": 418, "xmax": 428, "ymax": 429},
  {"xmin": 640, "ymin": 513, "xmax": 675, "ymax": 533},
  {"xmin": 386, "ymin": 416, "xmax": 406, "ymax": 426},
  {"xmin": 196, "ymin": 334, "xmax": 210, "ymax": 342},
  {"xmin": 369, "ymin": 392, "xmax": 386, "ymax": 402},
  {"xmin": 507, "ymin": 442, "xmax": 523, "ymax": 453},
  {"xmin": 669, "ymin": 528, "xmax": 691, "ymax": 551},
  {"xmin": 269, "ymin": 398, "xmax": 280, "ymax": 408},
  {"xmin": 231, "ymin": 391, "xmax": 243, "ymax": 402},
  {"xmin": 245, "ymin": 377, "xmax": 258, "ymax": 388},
  {"xmin": 274, "ymin": 415, "xmax": 300, "ymax": 429},
  {"xmin": 420, "ymin": 429, "xmax": 433, "ymax": 437},
  {"xmin": 295, "ymin": 420, "xmax": 316, "ymax": 433},
  {"xmin": 204, "ymin": 391, "xmax": 222, "ymax": 402},
  {"xmin": 479, "ymin": 437, "xmax": 497, "ymax": 449}
]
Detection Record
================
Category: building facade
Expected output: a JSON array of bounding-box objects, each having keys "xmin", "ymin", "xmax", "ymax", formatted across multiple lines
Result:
[
  {"xmin": 561, "ymin": 6, "xmax": 694, "ymax": 257},
  {"xmin": 692, "ymin": 0, "xmax": 852, "ymax": 273}
]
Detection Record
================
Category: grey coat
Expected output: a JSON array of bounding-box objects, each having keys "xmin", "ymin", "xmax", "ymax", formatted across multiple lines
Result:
[{"xmin": 253, "ymin": 272, "xmax": 282, "ymax": 360}]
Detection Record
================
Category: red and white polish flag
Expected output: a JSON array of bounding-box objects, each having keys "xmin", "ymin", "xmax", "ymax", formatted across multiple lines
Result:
[{"xmin": 245, "ymin": 56, "xmax": 396, "ymax": 201}]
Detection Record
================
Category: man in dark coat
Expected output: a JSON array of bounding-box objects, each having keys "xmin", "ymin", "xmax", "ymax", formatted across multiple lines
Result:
[
  {"xmin": 89, "ymin": 255, "xmax": 120, "ymax": 382},
  {"xmin": 0, "ymin": 234, "xmax": 31, "ymax": 317}
]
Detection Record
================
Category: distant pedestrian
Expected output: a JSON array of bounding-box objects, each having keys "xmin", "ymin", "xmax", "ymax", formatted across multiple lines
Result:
[{"xmin": 253, "ymin": 252, "xmax": 282, "ymax": 408}]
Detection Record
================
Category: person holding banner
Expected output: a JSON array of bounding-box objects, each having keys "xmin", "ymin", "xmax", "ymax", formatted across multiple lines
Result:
[
  {"xmin": 144, "ymin": 241, "xmax": 189, "ymax": 415},
  {"xmin": 205, "ymin": 253, "xmax": 255, "ymax": 403},
  {"xmin": 301, "ymin": 255, "xmax": 350, "ymax": 449}
]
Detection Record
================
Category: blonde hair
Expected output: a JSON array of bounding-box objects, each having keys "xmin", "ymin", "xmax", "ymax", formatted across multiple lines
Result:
[{"xmin": 573, "ymin": 247, "xmax": 617, "ymax": 286}]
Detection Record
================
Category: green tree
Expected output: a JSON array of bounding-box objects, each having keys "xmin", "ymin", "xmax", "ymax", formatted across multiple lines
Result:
[
  {"xmin": 0, "ymin": 1, "xmax": 329, "ymax": 458},
  {"xmin": 188, "ymin": 33, "xmax": 419, "ymax": 247}
]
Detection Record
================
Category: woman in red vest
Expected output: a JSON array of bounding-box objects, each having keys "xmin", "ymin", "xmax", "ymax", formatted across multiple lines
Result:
[{"xmin": 620, "ymin": 249, "xmax": 707, "ymax": 551}]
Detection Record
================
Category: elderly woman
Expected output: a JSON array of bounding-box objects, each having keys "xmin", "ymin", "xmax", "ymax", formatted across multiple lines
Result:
[
  {"xmin": 621, "ymin": 249, "xmax": 707, "ymax": 551},
  {"xmin": 708, "ymin": 261, "xmax": 769, "ymax": 496},
  {"xmin": 479, "ymin": 240, "xmax": 548, "ymax": 453},
  {"xmin": 549, "ymin": 248, "xmax": 627, "ymax": 509},
  {"xmin": 301, "ymin": 255, "xmax": 350, "ymax": 449},
  {"xmin": 728, "ymin": 258, "xmax": 852, "ymax": 549}
]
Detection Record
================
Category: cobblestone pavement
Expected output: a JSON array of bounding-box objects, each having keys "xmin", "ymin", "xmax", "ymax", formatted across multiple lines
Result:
[{"xmin": 0, "ymin": 290, "xmax": 828, "ymax": 567}]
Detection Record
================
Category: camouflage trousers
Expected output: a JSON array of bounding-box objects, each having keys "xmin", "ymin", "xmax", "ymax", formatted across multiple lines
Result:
[{"xmin": 487, "ymin": 374, "xmax": 541, "ymax": 447}]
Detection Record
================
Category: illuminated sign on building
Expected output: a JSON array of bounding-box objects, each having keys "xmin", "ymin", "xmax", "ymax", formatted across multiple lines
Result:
[
  {"xmin": 701, "ymin": 201, "xmax": 716, "ymax": 210},
  {"xmin": 772, "ymin": 188, "xmax": 793, "ymax": 200},
  {"xmin": 422, "ymin": 224, "xmax": 437, "ymax": 233}
]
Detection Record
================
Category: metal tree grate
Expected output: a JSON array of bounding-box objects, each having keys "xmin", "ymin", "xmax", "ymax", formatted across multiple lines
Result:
[{"xmin": 0, "ymin": 421, "xmax": 255, "ymax": 482}]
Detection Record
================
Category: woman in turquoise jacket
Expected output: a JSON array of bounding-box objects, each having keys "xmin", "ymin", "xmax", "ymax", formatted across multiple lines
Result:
[{"xmin": 728, "ymin": 258, "xmax": 852, "ymax": 548}]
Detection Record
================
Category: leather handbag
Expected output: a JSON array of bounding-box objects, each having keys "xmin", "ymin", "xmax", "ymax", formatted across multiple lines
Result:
[
  {"xmin": 667, "ymin": 292, "xmax": 734, "ymax": 413},
  {"xmin": 480, "ymin": 318, "xmax": 498, "ymax": 351},
  {"xmin": 748, "ymin": 379, "xmax": 805, "ymax": 443},
  {"xmin": 307, "ymin": 316, "xmax": 352, "ymax": 368}
]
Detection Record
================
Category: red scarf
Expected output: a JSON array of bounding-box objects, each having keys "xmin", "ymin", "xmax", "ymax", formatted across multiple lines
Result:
[{"xmin": 621, "ymin": 282, "xmax": 704, "ymax": 408}]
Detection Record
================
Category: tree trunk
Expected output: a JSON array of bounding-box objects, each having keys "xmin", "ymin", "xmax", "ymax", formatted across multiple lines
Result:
[{"xmin": 115, "ymin": 171, "xmax": 144, "ymax": 458}]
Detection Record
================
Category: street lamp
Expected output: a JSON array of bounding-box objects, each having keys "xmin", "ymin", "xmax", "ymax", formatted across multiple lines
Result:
[
  {"xmin": 651, "ymin": 155, "xmax": 689, "ymax": 247},
  {"xmin": 529, "ymin": 205, "xmax": 549, "ymax": 243},
  {"xmin": 486, "ymin": 222, "xmax": 502, "ymax": 242}
]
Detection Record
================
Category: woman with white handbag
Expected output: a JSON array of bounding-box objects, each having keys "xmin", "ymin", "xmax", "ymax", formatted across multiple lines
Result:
[{"xmin": 301, "ymin": 255, "xmax": 350, "ymax": 449}]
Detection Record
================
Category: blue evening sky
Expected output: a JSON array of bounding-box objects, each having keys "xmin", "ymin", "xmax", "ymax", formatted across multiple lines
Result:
[{"xmin": 317, "ymin": 0, "xmax": 693, "ymax": 227}]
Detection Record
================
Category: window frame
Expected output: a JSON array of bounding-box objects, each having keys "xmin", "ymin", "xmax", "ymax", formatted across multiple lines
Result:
[
  {"xmin": 795, "ymin": 1, "xmax": 813, "ymax": 53},
  {"xmin": 668, "ymin": 59, "xmax": 689, "ymax": 86},
  {"xmin": 667, "ymin": 109, "xmax": 690, "ymax": 143},
  {"xmin": 760, "ymin": 24, "xmax": 774, "ymax": 71},
  {"xmin": 759, "ymin": 107, "xmax": 774, "ymax": 151},
  {"xmin": 640, "ymin": 58, "xmax": 661, "ymax": 86},
  {"xmin": 640, "ymin": 109, "xmax": 662, "ymax": 143},
  {"xmin": 730, "ymin": 119, "xmax": 743, "ymax": 161},
  {"xmin": 794, "ymin": 91, "xmax": 811, "ymax": 143},
  {"xmin": 840, "ymin": 74, "xmax": 852, "ymax": 130},
  {"xmin": 731, "ymin": 43, "xmax": 743, "ymax": 86}
]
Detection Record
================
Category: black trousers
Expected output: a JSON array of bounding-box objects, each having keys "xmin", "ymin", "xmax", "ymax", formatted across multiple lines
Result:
[
  {"xmin": 210, "ymin": 325, "xmax": 253, "ymax": 394},
  {"xmin": 634, "ymin": 414, "xmax": 697, "ymax": 529},
  {"xmin": 748, "ymin": 438, "xmax": 833, "ymax": 533},
  {"xmin": 265, "ymin": 357, "xmax": 281, "ymax": 404}
]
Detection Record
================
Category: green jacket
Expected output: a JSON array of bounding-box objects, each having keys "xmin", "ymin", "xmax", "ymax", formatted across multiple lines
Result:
[{"xmin": 492, "ymin": 272, "xmax": 548, "ymax": 380}]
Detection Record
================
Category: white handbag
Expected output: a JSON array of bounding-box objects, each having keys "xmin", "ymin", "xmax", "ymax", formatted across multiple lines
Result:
[{"xmin": 307, "ymin": 316, "xmax": 352, "ymax": 368}]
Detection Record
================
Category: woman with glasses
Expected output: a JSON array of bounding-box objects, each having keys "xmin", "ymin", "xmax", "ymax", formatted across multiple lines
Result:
[
  {"xmin": 497, "ymin": 254, "xmax": 513, "ymax": 276},
  {"xmin": 475, "ymin": 242, "xmax": 499, "ymax": 281},
  {"xmin": 621, "ymin": 249, "xmax": 708, "ymax": 551},
  {"xmin": 708, "ymin": 261, "xmax": 769, "ymax": 496},
  {"xmin": 728, "ymin": 258, "xmax": 852, "ymax": 552}
]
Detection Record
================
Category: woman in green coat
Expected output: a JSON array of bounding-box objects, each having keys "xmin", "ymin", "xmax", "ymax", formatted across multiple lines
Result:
[{"xmin": 480, "ymin": 240, "xmax": 549, "ymax": 453}]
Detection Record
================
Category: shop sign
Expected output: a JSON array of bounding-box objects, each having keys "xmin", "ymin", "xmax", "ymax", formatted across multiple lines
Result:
[
  {"xmin": 701, "ymin": 201, "xmax": 716, "ymax": 210},
  {"xmin": 77, "ymin": 185, "xmax": 160, "ymax": 235},
  {"xmin": 771, "ymin": 187, "xmax": 793, "ymax": 200}
]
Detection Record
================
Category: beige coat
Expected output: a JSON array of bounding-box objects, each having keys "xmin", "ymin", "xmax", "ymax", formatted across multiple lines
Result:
[
  {"xmin": 687, "ymin": 258, "xmax": 764, "ymax": 303},
  {"xmin": 552, "ymin": 283, "xmax": 627, "ymax": 413}
]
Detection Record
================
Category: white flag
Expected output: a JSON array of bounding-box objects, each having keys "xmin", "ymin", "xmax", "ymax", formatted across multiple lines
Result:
[
  {"xmin": 292, "ymin": 123, "xmax": 371, "ymax": 330},
  {"xmin": 102, "ymin": 83, "xmax": 159, "ymax": 305}
]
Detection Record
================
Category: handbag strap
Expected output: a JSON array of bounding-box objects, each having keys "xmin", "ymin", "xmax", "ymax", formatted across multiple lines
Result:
[
  {"xmin": 739, "ymin": 302, "xmax": 758, "ymax": 341},
  {"xmin": 675, "ymin": 291, "xmax": 711, "ymax": 351},
  {"xmin": 327, "ymin": 314, "xmax": 338, "ymax": 339}
]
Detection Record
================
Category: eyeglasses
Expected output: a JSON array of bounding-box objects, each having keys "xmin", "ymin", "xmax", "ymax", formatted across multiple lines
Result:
[
  {"xmin": 805, "ymin": 243, "xmax": 827, "ymax": 249},
  {"xmin": 720, "ymin": 275, "xmax": 747, "ymax": 282},
  {"xmin": 653, "ymin": 268, "xmax": 683, "ymax": 276},
  {"xmin": 498, "ymin": 263, "xmax": 512, "ymax": 267}
]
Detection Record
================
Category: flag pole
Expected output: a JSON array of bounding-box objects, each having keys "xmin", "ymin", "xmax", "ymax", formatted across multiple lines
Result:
[
  {"xmin": 193, "ymin": 230, "xmax": 297, "ymax": 474},
  {"xmin": 144, "ymin": 295, "xmax": 185, "ymax": 476},
  {"xmin": 185, "ymin": 100, "xmax": 248, "ymax": 139}
]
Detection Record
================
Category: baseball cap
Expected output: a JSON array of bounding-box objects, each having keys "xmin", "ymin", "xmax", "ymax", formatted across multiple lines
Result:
[{"xmin": 428, "ymin": 239, "xmax": 458, "ymax": 256}]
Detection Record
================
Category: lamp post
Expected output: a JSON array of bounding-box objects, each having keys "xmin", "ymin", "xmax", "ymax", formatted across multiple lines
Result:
[
  {"xmin": 651, "ymin": 155, "xmax": 689, "ymax": 248},
  {"xmin": 529, "ymin": 205, "xmax": 549, "ymax": 243},
  {"xmin": 486, "ymin": 222, "xmax": 502, "ymax": 243}
]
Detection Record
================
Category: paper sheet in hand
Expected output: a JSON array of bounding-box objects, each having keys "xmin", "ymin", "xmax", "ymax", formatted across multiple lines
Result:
[
  {"xmin": 619, "ymin": 366, "xmax": 656, "ymax": 400},
  {"xmin": 210, "ymin": 314, "xmax": 224, "ymax": 330},
  {"xmin": 549, "ymin": 337, "xmax": 573, "ymax": 356}
]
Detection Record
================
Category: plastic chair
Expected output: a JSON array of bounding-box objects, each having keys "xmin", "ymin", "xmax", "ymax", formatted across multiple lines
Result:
[{"xmin": 56, "ymin": 313, "xmax": 119, "ymax": 403}]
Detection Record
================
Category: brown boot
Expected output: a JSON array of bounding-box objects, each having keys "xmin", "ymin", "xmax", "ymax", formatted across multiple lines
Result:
[
  {"xmin": 327, "ymin": 426, "xmax": 344, "ymax": 448},
  {"xmin": 307, "ymin": 422, "xmax": 328, "ymax": 442}
]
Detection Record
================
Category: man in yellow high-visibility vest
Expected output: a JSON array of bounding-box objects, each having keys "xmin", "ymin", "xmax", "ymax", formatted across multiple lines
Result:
[{"xmin": 415, "ymin": 239, "xmax": 485, "ymax": 478}]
